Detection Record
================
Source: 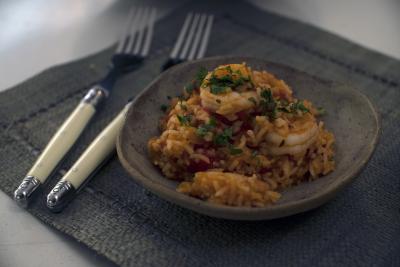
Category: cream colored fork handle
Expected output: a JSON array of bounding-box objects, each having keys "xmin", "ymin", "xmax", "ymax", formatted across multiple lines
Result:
[
  {"xmin": 61, "ymin": 104, "xmax": 130, "ymax": 189},
  {"xmin": 27, "ymin": 102, "xmax": 96, "ymax": 183}
]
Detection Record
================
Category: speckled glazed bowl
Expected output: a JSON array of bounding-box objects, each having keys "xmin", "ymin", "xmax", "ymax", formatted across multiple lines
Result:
[{"xmin": 116, "ymin": 56, "xmax": 379, "ymax": 220}]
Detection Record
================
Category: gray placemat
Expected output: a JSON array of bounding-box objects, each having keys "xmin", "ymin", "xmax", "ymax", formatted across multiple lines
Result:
[{"xmin": 1, "ymin": 1, "xmax": 399, "ymax": 266}]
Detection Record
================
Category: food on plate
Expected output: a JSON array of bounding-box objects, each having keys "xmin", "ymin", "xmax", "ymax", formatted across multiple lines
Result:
[{"xmin": 148, "ymin": 63, "xmax": 335, "ymax": 207}]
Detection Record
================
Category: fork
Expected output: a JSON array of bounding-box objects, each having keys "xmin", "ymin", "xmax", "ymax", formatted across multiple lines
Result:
[
  {"xmin": 163, "ymin": 13, "xmax": 214, "ymax": 70},
  {"xmin": 14, "ymin": 7, "xmax": 157, "ymax": 207},
  {"xmin": 46, "ymin": 12, "xmax": 214, "ymax": 212}
]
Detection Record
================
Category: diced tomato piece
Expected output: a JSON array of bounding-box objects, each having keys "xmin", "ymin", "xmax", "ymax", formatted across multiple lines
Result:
[
  {"xmin": 193, "ymin": 143, "xmax": 212, "ymax": 150},
  {"xmin": 259, "ymin": 167, "xmax": 272, "ymax": 174},
  {"xmin": 213, "ymin": 113, "xmax": 234, "ymax": 125},
  {"xmin": 187, "ymin": 160, "xmax": 212, "ymax": 173},
  {"xmin": 236, "ymin": 111, "xmax": 248, "ymax": 120},
  {"xmin": 240, "ymin": 121, "xmax": 252, "ymax": 132}
]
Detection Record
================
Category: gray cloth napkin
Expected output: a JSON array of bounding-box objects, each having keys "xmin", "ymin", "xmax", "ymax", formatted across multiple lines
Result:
[{"xmin": 0, "ymin": 1, "xmax": 399, "ymax": 266}]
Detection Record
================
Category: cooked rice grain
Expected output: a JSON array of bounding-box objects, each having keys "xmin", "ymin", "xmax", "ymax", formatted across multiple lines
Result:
[{"xmin": 178, "ymin": 172, "xmax": 281, "ymax": 207}]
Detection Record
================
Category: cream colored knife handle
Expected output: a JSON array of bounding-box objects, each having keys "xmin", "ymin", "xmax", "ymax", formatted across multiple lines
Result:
[
  {"xmin": 14, "ymin": 86, "xmax": 107, "ymax": 207},
  {"xmin": 46, "ymin": 104, "xmax": 130, "ymax": 212},
  {"xmin": 27, "ymin": 102, "xmax": 96, "ymax": 183},
  {"xmin": 64, "ymin": 104, "xmax": 129, "ymax": 188}
]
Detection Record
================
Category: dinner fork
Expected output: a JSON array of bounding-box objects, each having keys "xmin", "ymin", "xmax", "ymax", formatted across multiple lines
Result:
[
  {"xmin": 46, "ymin": 13, "xmax": 214, "ymax": 212},
  {"xmin": 162, "ymin": 13, "xmax": 214, "ymax": 70},
  {"xmin": 14, "ymin": 7, "xmax": 157, "ymax": 207}
]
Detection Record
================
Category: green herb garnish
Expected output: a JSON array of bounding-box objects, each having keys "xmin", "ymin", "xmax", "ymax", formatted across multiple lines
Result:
[
  {"xmin": 160, "ymin": 104, "xmax": 168, "ymax": 112},
  {"xmin": 179, "ymin": 101, "xmax": 188, "ymax": 111},
  {"xmin": 260, "ymin": 88, "xmax": 277, "ymax": 119},
  {"xmin": 291, "ymin": 101, "xmax": 309, "ymax": 113},
  {"xmin": 196, "ymin": 67, "xmax": 208, "ymax": 84},
  {"xmin": 184, "ymin": 83, "xmax": 195, "ymax": 94},
  {"xmin": 205, "ymin": 68, "xmax": 251, "ymax": 95},
  {"xmin": 196, "ymin": 126, "xmax": 209, "ymax": 137},
  {"xmin": 196, "ymin": 117, "xmax": 217, "ymax": 137},
  {"xmin": 280, "ymin": 99, "xmax": 289, "ymax": 106},
  {"xmin": 229, "ymin": 147, "xmax": 243, "ymax": 155},
  {"xmin": 210, "ymin": 84, "xmax": 228, "ymax": 94},
  {"xmin": 177, "ymin": 114, "xmax": 192, "ymax": 126},
  {"xmin": 208, "ymin": 117, "xmax": 216, "ymax": 127},
  {"xmin": 248, "ymin": 97, "xmax": 257, "ymax": 105},
  {"xmin": 317, "ymin": 107, "xmax": 326, "ymax": 115},
  {"xmin": 261, "ymin": 89, "xmax": 274, "ymax": 103},
  {"xmin": 213, "ymin": 128, "xmax": 233, "ymax": 146}
]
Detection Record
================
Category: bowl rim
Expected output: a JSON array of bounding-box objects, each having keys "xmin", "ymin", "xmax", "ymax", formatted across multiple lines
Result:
[{"xmin": 116, "ymin": 56, "xmax": 381, "ymax": 220}]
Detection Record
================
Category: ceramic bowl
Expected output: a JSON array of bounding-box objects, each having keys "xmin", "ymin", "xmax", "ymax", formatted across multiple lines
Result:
[{"xmin": 116, "ymin": 56, "xmax": 379, "ymax": 220}]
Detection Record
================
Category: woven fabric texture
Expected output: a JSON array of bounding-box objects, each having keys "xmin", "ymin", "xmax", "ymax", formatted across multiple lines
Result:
[{"xmin": 0, "ymin": 1, "xmax": 399, "ymax": 266}]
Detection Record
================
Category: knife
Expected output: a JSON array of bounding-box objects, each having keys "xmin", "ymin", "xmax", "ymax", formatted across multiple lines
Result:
[{"xmin": 46, "ymin": 103, "xmax": 131, "ymax": 212}]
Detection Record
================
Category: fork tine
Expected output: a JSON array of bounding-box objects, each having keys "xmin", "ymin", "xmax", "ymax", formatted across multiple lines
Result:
[
  {"xmin": 115, "ymin": 8, "xmax": 136, "ymax": 53},
  {"xmin": 125, "ymin": 7, "xmax": 144, "ymax": 53},
  {"xmin": 187, "ymin": 14, "xmax": 207, "ymax": 61},
  {"xmin": 132, "ymin": 7, "xmax": 149, "ymax": 55},
  {"xmin": 140, "ymin": 8, "xmax": 157, "ymax": 57},
  {"xmin": 169, "ymin": 13, "xmax": 193, "ymax": 59},
  {"xmin": 196, "ymin": 15, "xmax": 214, "ymax": 59},
  {"xmin": 179, "ymin": 13, "xmax": 201, "ymax": 60}
]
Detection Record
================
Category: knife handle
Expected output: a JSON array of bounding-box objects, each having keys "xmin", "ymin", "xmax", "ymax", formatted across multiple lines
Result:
[
  {"xmin": 46, "ymin": 103, "xmax": 130, "ymax": 212},
  {"xmin": 14, "ymin": 86, "xmax": 107, "ymax": 206}
]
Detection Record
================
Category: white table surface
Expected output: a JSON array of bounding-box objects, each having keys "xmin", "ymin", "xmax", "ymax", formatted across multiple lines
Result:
[{"xmin": 1, "ymin": 0, "xmax": 399, "ymax": 266}]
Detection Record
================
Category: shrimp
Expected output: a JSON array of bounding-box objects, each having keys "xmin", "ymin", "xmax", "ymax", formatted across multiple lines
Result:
[
  {"xmin": 200, "ymin": 63, "xmax": 256, "ymax": 117},
  {"xmin": 265, "ymin": 113, "xmax": 319, "ymax": 156},
  {"xmin": 200, "ymin": 89, "xmax": 258, "ymax": 116}
]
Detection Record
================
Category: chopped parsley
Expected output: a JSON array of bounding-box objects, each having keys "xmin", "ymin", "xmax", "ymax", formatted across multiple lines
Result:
[
  {"xmin": 177, "ymin": 114, "xmax": 192, "ymax": 126},
  {"xmin": 204, "ymin": 67, "xmax": 252, "ymax": 95},
  {"xmin": 196, "ymin": 67, "xmax": 208, "ymax": 84},
  {"xmin": 317, "ymin": 107, "xmax": 326, "ymax": 115},
  {"xmin": 182, "ymin": 67, "xmax": 208, "ymax": 95},
  {"xmin": 196, "ymin": 117, "xmax": 217, "ymax": 137},
  {"xmin": 160, "ymin": 104, "xmax": 168, "ymax": 112},
  {"xmin": 260, "ymin": 89, "xmax": 274, "ymax": 103},
  {"xmin": 184, "ymin": 83, "xmax": 195, "ymax": 94},
  {"xmin": 291, "ymin": 100, "xmax": 309, "ymax": 113},
  {"xmin": 213, "ymin": 127, "xmax": 233, "ymax": 146},
  {"xmin": 210, "ymin": 84, "xmax": 228, "ymax": 94},
  {"xmin": 226, "ymin": 66, "xmax": 233, "ymax": 73},
  {"xmin": 229, "ymin": 147, "xmax": 243, "ymax": 155},
  {"xmin": 280, "ymin": 99, "xmax": 289, "ymax": 106},
  {"xmin": 260, "ymin": 88, "xmax": 277, "ymax": 119},
  {"xmin": 179, "ymin": 101, "xmax": 188, "ymax": 111},
  {"xmin": 177, "ymin": 94, "xmax": 186, "ymax": 100},
  {"xmin": 258, "ymin": 89, "xmax": 310, "ymax": 119},
  {"xmin": 196, "ymin": 126, "xmax": 209, "ymax": 137},
  {"xmin": 208, "ymin": 116, "xmax": 217, "ymax": 127},
  {"xmin": 197, "ymin": 124, "xmax": 243, "ymax": 156},
  {"xmin": 209, "ymin": 74, "xmax": 246, "ymax": 89},
  {"xmin": 248, "ymin": 97, "xmax": 257, "ymax": 105}
]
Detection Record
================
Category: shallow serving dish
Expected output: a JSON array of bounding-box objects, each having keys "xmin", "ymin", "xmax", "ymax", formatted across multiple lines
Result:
[{"xmin": 116, "ymin": 56, "xmax": 379, "ymax": 220}]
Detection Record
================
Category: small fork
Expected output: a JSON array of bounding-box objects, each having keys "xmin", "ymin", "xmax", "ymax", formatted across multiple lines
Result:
[
  {"xmin": 14, "ymin": 7, "xmax": 157, "ymax": 207},
  {"xmin": 163, "ymin": 13, "xmax": 214, "ymax": 70}
]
